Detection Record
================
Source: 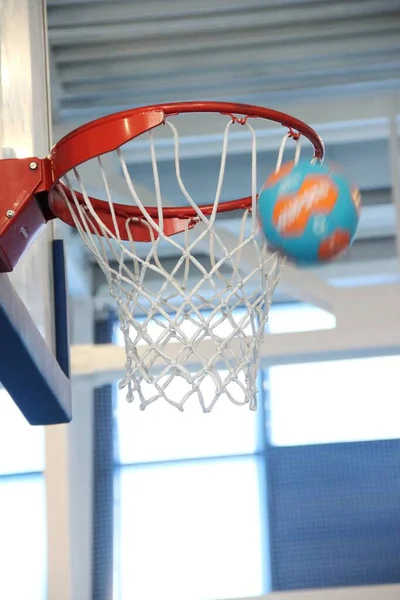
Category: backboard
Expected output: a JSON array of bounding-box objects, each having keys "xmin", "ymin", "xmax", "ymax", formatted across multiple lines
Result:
[{"xmin": 0, "ymin": 0, "xmax": 70, "ymax": 424}]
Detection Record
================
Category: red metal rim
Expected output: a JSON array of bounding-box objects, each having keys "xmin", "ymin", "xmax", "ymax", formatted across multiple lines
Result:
[
  {"xmin": 48, "ymin": 101, "xmax": 325, "ymax": 231},
  {"xmin": 50, "ymin": 183, "xmax": 254, "ymax": 219},
  {"xmin": 48, "ymin": 183, "xmax": 262, "ymax": 242}
]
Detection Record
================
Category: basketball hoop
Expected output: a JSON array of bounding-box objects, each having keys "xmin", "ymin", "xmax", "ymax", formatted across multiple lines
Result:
[{"xmin": 0, "ymin": 101, "xmax": 324, "ymax": 411}]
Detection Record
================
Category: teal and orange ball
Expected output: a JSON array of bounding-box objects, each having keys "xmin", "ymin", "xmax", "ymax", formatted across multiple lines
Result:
[{"xmin": 257, "ymin": 160, "xmax": 361, "ymax": 264}]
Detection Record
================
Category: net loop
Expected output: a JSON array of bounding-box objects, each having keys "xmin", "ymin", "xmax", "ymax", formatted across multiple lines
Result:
[
  {"xmin": 275, "ymin": 131, "xmax": 302, "ymax": 172},
  {"xmin": 287, "ymin": 127, "xmax": 300, "ymax": 141},
  {"xmin": 226, "ymin": 113, "xmax": 249, "ymax": 126}
]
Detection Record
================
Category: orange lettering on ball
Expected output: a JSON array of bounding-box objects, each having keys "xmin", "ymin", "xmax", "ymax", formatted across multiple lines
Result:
[
  {"xmin": 318, "ymin": 229, "xmax": 351, "ymax": 260},
  {"xmin": 272, "ymin": 176, "xmax": 338, "ymax": 236}
]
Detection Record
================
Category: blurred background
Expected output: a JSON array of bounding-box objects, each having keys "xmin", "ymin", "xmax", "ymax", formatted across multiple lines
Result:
[{"xmin": 1, "ymin": 1, "xmax": 400, "ymax": 600}]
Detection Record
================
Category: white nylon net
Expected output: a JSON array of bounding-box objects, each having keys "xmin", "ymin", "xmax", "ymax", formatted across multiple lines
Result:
[{"xmin": 57, "ymin": 117, "xmax": 297, "ymax": 411}]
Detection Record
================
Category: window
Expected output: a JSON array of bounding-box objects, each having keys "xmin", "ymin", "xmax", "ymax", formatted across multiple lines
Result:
[
  {"xmin": 0, "ymin": 390, "xmax": 46, "ymax": 600},
  {"xmin": 112, "ymin": 302, "xmax": 400, "ymax": 596},
  {"xmin": 112, "ymin": 303, "xmax": 340, "ymax": 598},
  {"xmin": 0, "ymin": 388, "xmax": 45, "ymax": 475},
  {"xmin": 117, "ymin": 459, "xmax": 264, "ymax": 600},
  {"xmin": 116, "ymin": 380, "xmax": 259, "ymax": 463},
  {"xmin": 270, "ymin": 355, "xmax": 400, "ymax": 446},
  {"xmin": 268, "ymin": 302, "xmax": 336, "ymax": 334},
  {"xmin": 114, "ymin": 399, "xmax": 265, "ymax": 599},
  {"xmin": 113, "ymin": 307, "xmax": 266, "ymax": 600},
  {"xmin": 267, "ymin": 304, "xmax": 400, "ymax": 446},
  {"xmin": 265, "ymin": 309, "xmax": 400, "ymax": 591}
]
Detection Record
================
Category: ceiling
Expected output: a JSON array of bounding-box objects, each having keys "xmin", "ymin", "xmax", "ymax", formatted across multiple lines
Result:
[
  {"xmin": 48, "ymin": 0, "xmax": 400, "ymax": 120},
  {"xmin": 46, "ymin": 0, "xmax": 400, "ymax": 304}
]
